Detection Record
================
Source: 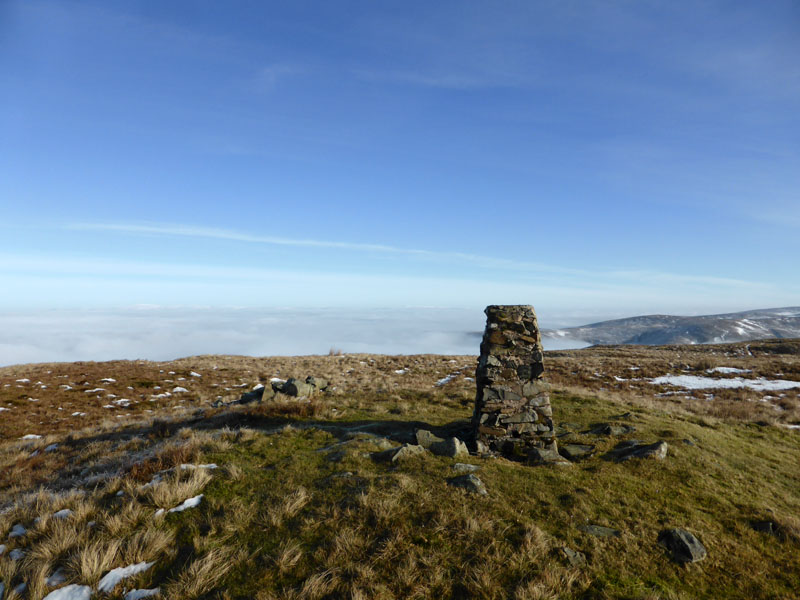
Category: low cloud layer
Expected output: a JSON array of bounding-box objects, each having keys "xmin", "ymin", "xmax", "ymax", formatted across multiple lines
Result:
[{"xmin": 0, "ymin": 307, "xmax": 589, "ymax": 367}]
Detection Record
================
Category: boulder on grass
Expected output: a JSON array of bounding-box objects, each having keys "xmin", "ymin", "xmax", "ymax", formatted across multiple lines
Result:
[
  {"xmin": 658, "ymin": 528, "xmax": 707, "ymax": 564},
  {"xmin": 607, "ymin": 440, "xmax": 668, "ymax": 462},
  {"xmin": 447, "ymin": 474, "xmax": 488, "ymax": 495},
  {"xmin": 430, "ymin": 437, "xmax": 469, "ymax": 459},
  {"xmin": 371, "ymin": 444, "xmax": 427, "ymax": 464},
  {"xmin": 415, "ymin": 429, "xmax": 445, "ymax": 449},
  {"xmin": 528, "ymin": 446, "xmax": 572, "ymax": 466},
  {"xmin": 305, "ymin": 376, "xmax": 329, "ymax": 391},
  {"xmin": 282, "ymin": 378, "xmax": 315, "ymax": 397}
]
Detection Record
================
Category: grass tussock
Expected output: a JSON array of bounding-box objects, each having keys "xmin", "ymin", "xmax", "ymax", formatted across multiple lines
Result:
[{"xmin": 165, "ymin": 547, "xmax": 243, "ymax": 599}]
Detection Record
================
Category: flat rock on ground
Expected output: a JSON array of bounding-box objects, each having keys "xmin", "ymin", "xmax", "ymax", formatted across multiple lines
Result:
[
  {"xmin": 447, "ymin": 474, "xmax": 488, "ymax": 495},
  {"xmin": 559, "ymin": 443, "xmax": 595, "ymax": 461},
  {"xmin": 430, "ymin": 437, "xmax": 469, "ymax": 459},
  {"xmin": 606, "ymin": 440, "xmax": 668, "ymax": 462},
  {"xmin": 452, "ymin": 463, "xmax": 480, "ymax": 474},
  {"xmin": 371, "ymin": 443, "xmax": 427, "ymax": 464},
  {"xmin": 415, "ymin": 429, "xmax": 444, "ymax": 449},
  {"xmin": 528, "ymin": 447, "xmax": 572, "ymax": 466},
  {"xmin": 579, "ymin": 525, "xmax": 621, "ymax": 538},
  {"xmin": 560, "ymin": 547, "xmax": 587, "ymax": 567}
]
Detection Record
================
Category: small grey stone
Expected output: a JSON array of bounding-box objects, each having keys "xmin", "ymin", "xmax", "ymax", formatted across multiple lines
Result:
[
  {"xmin": 371, "ymin": 443, "xmax": 427, "ymax": 464},
  {"xmin": 560, "ymin": 546, "xmax": 587, "ymax": 567},
  {"xmin": 610, "ymin": 441, "xmax": 668, "ymax": 462},
  {"xmin": 431, "ymin": 437, "xmax": 469, "ymax": 459},
  {"xmin": 374, "ymin": 438, "xmax": 396, "ymax": 451},
  {"xmin": 528, "ymin": 447, "xmax": 572, "ymax": 466},
  {"xmin": 415, "ymin": 429, "xmax": 445, "ymax": 449},
  {"xmin": 475, "ymin": 440, "xmax": 490, "ymax": 455},
  {"xmin": 559, "ymin": 444, "xmax": 595, "ymax": 461},
  {"xmin": 658, "ymin": 528, "xmax": 707, "ymax": 563},
  {"xmin": 452, "ymin": 463, "xmax": 480, "ymax": 474},
  {"xmin": 579, "ymin": 525, "xmax": 620, "ymax": 538},
  {"xmin": 447, "ymin": 474, "xmax": 488, "ymax": 495}
]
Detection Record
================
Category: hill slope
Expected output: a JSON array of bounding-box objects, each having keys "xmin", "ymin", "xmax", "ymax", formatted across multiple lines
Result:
[
  {"xmin": 0, "ymin": 343, "xmax": 798, "ymax": 599},
  {"xmin": 543, "ymin": 307, "xmax": 800, "ymax": 346}
]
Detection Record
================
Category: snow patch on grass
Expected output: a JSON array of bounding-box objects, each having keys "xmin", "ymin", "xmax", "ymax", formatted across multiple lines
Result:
[
  {"xmin": 97, "ymin": 561, "xmax": 155, "ymax": 593},
  {"xmin": 168, "ymin": 494, "xmax": 203, "ymax": 513},
  {"xmin": 651, "ymin": 375, "xmax": 800, "ymax": 392}
]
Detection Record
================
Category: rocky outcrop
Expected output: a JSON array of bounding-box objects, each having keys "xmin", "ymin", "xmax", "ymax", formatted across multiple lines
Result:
[{"xmin": 472, "ymin": 305, "xmax": 560, "ymax": 463}]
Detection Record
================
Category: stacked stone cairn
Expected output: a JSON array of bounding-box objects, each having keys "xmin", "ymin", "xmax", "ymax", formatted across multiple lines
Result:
[{"xmin": 472, "ymin": 305, "xmax": 565, "ymax": 464}]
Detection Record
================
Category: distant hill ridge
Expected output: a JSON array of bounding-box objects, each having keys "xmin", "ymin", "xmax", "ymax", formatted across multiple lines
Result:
[{"xmin": 542, "ymin": 307, "xmax": 800, "ymax": 346}]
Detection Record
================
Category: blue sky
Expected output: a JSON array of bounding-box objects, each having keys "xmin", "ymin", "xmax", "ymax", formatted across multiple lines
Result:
[{"xmin": 2, "ymin": 0, "xmax": 799, "ymax": 319}]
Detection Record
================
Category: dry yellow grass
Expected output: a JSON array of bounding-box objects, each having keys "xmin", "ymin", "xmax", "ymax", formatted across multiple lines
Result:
[{"xmin": 165, "ymin": 547, "xmax": 242, "ymax": 599}]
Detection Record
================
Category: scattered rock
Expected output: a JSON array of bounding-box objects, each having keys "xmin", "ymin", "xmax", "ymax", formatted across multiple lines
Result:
[
  {"xmin": 9, "ymin": 548, "xmax": 25, "ymax": 560},
  {"xmin": 559, "ymin": 546, "xmax": 587, "ymax": 567},
  {"xmin": 475, "ymin": 440, "xmax": 490, "ymax": 455},
  {"xmin": 415, "ymin": 429, "xmax": 445, "ymax": 449},
  {"xmin": 579, "ymin": 524, "xmax": 620, "ymax": 538},
  {"xmin": 452, "ymin": 463, "xmax": 480, "ymax": 474},
  {"xmin": 528, "ymin": 446, "xmax": 572, "ymax": 466},
  {"xmin": 374, "ymin": 438, "xmax": 396, "ymax": 451},
  {"xmin": 447, "ymin": 474, "xmax": 488, "ymax": 495},
  {"xmin": 589, "ymin": 423, "xmax": 636, "ymax": 436},
  {"xmin": 371, "ymin": 444, "xmax": 427, "ymax": 464},
  {"xmin": 607, "ymin": 440, "xmax": 668, "ymax": 462},
  {"xmin": 305, "ymin": 376, "xmax": 328, "ymax": 391},
  {"xmin": 282, "ymin": 378, "xmax": 315, "ymax": 397},
  {"xmin": 430, "ymin": 436, "xmax": 469, "ymax": 459},
  {"xmin": 237, "ymin": 388, "xmax": 264, "ymax": 404},
  {"xmin": 559, "ymin": 444, "xmax": 595, "ymax": 461},
  {"xmin": 658, "ymin": 528, "xmax": 707, "ymax": 563}
]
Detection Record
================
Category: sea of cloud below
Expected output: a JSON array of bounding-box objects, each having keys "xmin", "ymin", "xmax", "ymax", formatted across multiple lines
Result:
[{"xmin": 0, "ymin": 307, "xmax": 591, "ymax": 367}]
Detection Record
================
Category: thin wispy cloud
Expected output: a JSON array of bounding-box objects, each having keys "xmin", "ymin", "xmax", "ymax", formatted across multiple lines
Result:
[{"xmin": 64, "ymin": 221, "xmax": 767, "ymax": 291}]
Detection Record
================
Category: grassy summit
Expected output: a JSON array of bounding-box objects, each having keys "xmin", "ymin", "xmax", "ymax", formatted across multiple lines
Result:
[{"xmin": 0, "ymin": 342, "xmax": 798, "ymax": 599}]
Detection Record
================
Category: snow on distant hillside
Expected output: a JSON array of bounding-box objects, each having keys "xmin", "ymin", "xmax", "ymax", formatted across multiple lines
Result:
[{"xmin": 542, "ymin": 307, "xmax": 800, "ymax": 347}]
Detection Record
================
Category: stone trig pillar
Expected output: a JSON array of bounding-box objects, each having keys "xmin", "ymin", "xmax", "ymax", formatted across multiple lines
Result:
[{"xmin": 473, "ymin": 305, "xmax": 564, "ymax": 464}]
